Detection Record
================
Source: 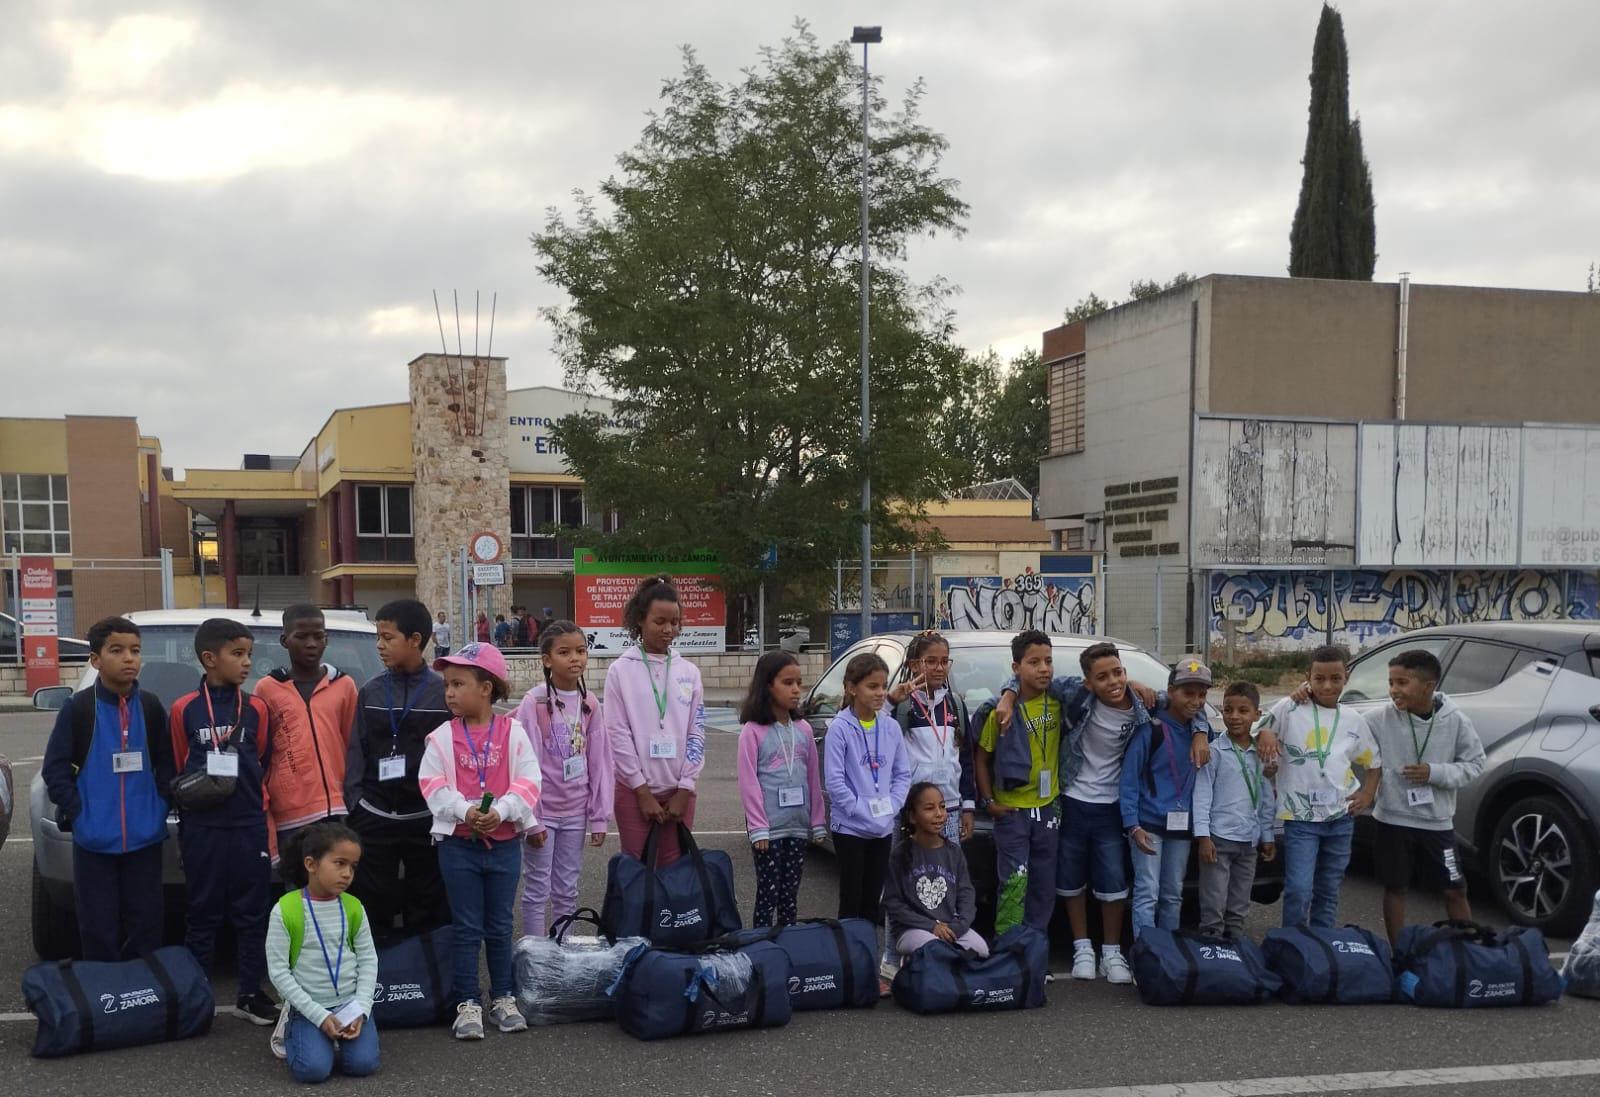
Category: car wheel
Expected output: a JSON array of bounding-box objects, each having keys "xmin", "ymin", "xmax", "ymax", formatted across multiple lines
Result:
[
  {"xmin": 1489, "ymin": 794, "xmax": 1598, "ymax": 937},
  {"xmin": 32, "ymin": 860, "xmax": 80, "ymax": 960}
]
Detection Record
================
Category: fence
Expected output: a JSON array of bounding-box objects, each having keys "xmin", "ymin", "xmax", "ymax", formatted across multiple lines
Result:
[{"xmin": 1, "ymin": 553, "xmax": 175, "ymax": 664}]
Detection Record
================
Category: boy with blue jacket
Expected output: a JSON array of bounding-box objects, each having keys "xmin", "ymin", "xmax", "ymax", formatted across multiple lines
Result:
[
  {"xmin": 42, "ymin": 616, "xmax": 174, "ymax": 961},
  {"xmin": 1193, "ymin": 681, "xmax": 1277, "ymax": 937},
  {"xmin": 1121, "ymin": 661, "xmax": 1210, "ymax": 939}
]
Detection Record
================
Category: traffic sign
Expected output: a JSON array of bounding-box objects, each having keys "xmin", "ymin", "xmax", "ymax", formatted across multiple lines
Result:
[{"xmin": 472, "ymin": 563, "xmax": 506, "ymax": 587}]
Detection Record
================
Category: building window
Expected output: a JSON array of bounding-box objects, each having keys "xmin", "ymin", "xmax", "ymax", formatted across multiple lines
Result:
[
  {"xmin": 1064, "ymin": 527, "xmax": 1084, "ymax": 551},
  {"xmin": 1047, "ymin": 354, "xmax": 1085, "ymax": 456},
  {"xmin": 355, "ymin": 484, "xmax": 413, "ymax": 563},
  {"xmin": 1, "ymin": 473, "xmax": 70, "ymax": 555},
  {"xmin": 510, "ymin": 486, "xmax": 585, "ymax": 560}
]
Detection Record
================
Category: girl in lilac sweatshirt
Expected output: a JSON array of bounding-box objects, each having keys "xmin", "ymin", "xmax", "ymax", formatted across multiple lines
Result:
[
  {"xmin": 737, "ymin": 652, "xmax": 827, "ymax": 927},
  {"xmin": 604, "ymin": 576, "xmax": 707, "ymax": 868},
  {"xmin": 825, "ymin": 652, "xmax": 911, "ymax": 933},
  {"xmin": 513, "ymin": 621, "xmax": 613, "ymax": 937}
]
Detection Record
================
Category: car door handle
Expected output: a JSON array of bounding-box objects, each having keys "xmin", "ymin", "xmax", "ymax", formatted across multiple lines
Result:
[{"xmin": 1588, "ymin": 705, "xmax": 1600, "ymax": 723}]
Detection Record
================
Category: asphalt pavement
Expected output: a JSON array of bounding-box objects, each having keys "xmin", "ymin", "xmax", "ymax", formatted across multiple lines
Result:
[{"xmin": 0, "ymin": 708, "xmax": 1595, "ymax": 1097}]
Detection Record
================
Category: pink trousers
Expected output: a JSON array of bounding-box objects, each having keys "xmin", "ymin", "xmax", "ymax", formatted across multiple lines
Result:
[{"xmin": 613, "ymin": 784, "xmax": 698, "ymax": 867}]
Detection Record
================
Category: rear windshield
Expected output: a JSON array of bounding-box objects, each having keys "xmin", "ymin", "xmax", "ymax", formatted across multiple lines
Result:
[{"xmin": 112, "ymin": 624, "xmax": 386, "ymax": 706}]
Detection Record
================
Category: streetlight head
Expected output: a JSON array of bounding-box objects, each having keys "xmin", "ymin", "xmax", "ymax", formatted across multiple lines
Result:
[{"xmin": 851, "ymin": 26, "xmax": 882, "ymax": 44}]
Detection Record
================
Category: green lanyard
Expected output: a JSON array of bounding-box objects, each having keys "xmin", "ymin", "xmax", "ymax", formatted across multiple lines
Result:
[
  {"xmin": 1227, "ymin": 741, "xmax": 1262, "ymax": 808},
  {"xmin": 1311, "ymin": 705, "xmax": 1340, "ymax": 772},
  {"xmin": 644, "ymin": 651, "xmax": 672, "ymax": 723},
  {"xmin": 1407, "ymin": 711, "xmax": 1434, "ymax": 763}
]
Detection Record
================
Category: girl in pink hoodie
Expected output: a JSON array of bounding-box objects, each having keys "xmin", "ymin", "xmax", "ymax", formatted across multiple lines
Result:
[
  {"xmin": 512, "ymin": 621, "xmax": 613, "ymax": 937},
  {"xmin": 737, "ymin": 651, "xmax": 826, "ymax": 927},
  {"xmin": 604, "ymin": 575, "xmax": 706, "ymax": 868}
]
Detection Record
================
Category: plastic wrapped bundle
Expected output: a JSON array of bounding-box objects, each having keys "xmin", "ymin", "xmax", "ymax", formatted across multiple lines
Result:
[
  {"xmin": 1562, "ymin": 889, "xmax": 1600, "ymax": 999},
  {"xmin": 514, "ymin": 909, "xmax": 648, "ymax": 1025}
]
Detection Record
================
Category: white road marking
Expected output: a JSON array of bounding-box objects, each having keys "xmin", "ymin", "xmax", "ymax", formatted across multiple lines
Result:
[{"xmin": 960, "ymin": 1059, "xmax": 1600, "ymax": 1097}]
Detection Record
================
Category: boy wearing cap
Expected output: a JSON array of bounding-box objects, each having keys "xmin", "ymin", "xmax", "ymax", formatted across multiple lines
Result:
[{"xmin": 1119, "ymin": 660, "xmax": 1212, "ymax": 939}]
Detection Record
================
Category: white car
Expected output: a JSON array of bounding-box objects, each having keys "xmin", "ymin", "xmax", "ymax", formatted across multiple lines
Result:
[{"xmin": 29, "ymin": 607, "xmax": 383, "ymax": 959}]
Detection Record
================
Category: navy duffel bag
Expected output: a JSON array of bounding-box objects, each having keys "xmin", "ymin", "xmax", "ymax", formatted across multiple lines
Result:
[
  {"xmin": 601, "ymin": 823, "xmax": 741, "ymax": 947},
  {"xmin": 1261, "ymin": 924, "xmax": 1397, "ymax": 1004},
  {"xmin": 371, "ymin": 925, "xmax": 454, "ymax": 1028},
  {"xmin": 22, "ymin": 947, "xmax": 213, "ymax": 1058},
  {"xmin": 1395, "ymin": 920, "xmax": 1564, "ymax": 1008},
  {"xmin": 1129, "ymin": 927, "xmax": 1281, "ymax": 1006},
  {"xmin": 891, "ymin": 925, "xmax": 1048, "ymax": 1014},
  {"xmin": 720, "ymin": 918, "xmax": 878, "ymax": 1010},
  {"xmin": 611, "ymin": 938, "xmax": 793, "ymax": 1040}
]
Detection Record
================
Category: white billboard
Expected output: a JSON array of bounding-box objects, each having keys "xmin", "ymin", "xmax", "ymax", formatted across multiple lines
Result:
[
  {"xmin": 1521, "ymin": 426, "xmax": 1600, "ymax": 567},
  {"xmin": 504, "ymin": 387, "xmax": 618, "ymax": 475}
]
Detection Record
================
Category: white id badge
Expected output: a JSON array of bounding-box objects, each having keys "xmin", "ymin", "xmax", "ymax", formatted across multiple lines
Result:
[
  {"xmin": 1166, "ymin": 810, "xmax": 1191, "ymax": 832},
  {"xmin": 1038, "ymin": 769, "xmax": 1053, "ymax": 799},
  {"xmin": 206, "ymin": 751, "xmax": 239, "ymax": 778},
  {"xmin": 778, "ymin": 786, "xmax": 805, "ymax": 808},
  {"xmin": 563, "ymin": 755, "xmax": 588, "ymax": 782},
  {"xmin": 868, "ymin": 797, "xmax": 894, "ymax": 818},
  {"xmin": 1407, "ymin": 785, "xmax": 1435, "ymax": 807},
  {"xmin": 649, "ymin": 737, "xmax": 678, "ymax": 760},
  {"xmin": 331, "ymin": 1001, "xmax": 364, "ymax": 1028},
  {"xmin": 111, "ymin": 751, "xmax": 144, "ymax": 774},
  {"xmin": 378, "ymin": 755, "xmax": 406, "ymax": 782},
  {"xmin": 1310, "ymin": 787, "xmax": 1338, "ymax": 807}
]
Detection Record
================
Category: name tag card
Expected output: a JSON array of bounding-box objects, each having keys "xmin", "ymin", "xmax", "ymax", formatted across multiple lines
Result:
[
  {"xmin": 378, "ymin": 755, "xmax": 406, "ymax": 782},
  {"xmin": 778, "ymin": 786, "xmax": 805, "ymax": 808},
  {"xmin": 1407, "ymin": 786, "xmax": 1435, "ymax": 807},
  {"xmin": 1166, "ymin": 810, "xmax": 1191, "ymax": 832},
  {"xmin": 868, "ymin": 797, "xmax": 894, "ymax": 818},
  {"xmin": 206, "ymin": 752, "xmax": 239, "ymax": 778},
  {"xmin": 649, "ymin": 738, "xmax": 678, "ymax": 760},
  {"xmin": 331, "ymin": 1001, "xmax": 365, "ymax": 1028},
  {"xmin": 1310, "ymin": 788, "xmax": 1338, "ymax": 807},
  {"xmin": 1038, "ymin": 769, "xmax": 1053, "ymax": 799},
  {"xmin": 563, "ymin": 755, "xmax": 588, "ymax": 782},
  {"xmin": 112, "ymin": 751, "xmax": 144, "ymax": 774}
]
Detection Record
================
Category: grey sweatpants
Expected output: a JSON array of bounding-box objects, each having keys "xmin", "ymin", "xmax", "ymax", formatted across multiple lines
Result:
[{"xmin": 1198, "ymin": 836, "xmax": 1259, "ymax": 937}]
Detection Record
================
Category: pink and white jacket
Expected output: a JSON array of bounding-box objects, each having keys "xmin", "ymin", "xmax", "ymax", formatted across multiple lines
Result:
[
  {"xmin": 604, "ymin": 647, "xmax": 706, "ymax": 796},
  {"xmin": 512, "ymin": 684, "xmax": 613, "ymax": 835},
  {"xmin": 737, "ymin": 719, "xmax": 826, "ymax": 845},
  {"xmin": 417, "ymin": 715, "xmax": 542, "ymax": 842}
]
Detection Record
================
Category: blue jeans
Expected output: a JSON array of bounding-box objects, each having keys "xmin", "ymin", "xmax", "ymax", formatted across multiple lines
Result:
[
  {"xmin": 286, "ymin": 1012, "xmax": 380, "ymax": 1083},
  {"xmin": 437, "ymin": 836, "xmax": 521, "ymax": 1004},
  {"xmin": 1281, "ymin": 816, "xmax": 1355, "ymax": 928},
  {"xmin": 1056, "ymin": 798, "xmax": 1130, "ymax": 900},
  {"xmin": 1129, "ymin": 830, "xmax": 1191, "ymax": 939}
]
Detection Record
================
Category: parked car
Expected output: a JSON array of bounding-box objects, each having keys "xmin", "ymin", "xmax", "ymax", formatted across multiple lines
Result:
[
  {"xmin": 802, "ymin": 630, "xmax": 1281, "ymax": 937},
  {"xmin": 1339, "ymin": 621, "xmax": 1600, "ymax": 936},
  {"xmin": 29, "ymin": 607, "xmax": 384, "ymax": 959},
  {"xmin": 1, "ymin": 611, "xmax": 89, "ymax": 665}
]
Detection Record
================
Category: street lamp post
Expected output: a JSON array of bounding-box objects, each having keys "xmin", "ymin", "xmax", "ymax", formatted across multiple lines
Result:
[{"xmin": 852, "ymin": 25, "xmax": 881, "ymax": 642}]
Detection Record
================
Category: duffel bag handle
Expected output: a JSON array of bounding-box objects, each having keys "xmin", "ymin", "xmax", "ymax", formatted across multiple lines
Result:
[
  {"xmin": 639, "ymin": 821, "xmax": 722, "ymax": 940},
  {"xmin": 549, "ymin": 907, "xmax": 605, "ymax": 943}
]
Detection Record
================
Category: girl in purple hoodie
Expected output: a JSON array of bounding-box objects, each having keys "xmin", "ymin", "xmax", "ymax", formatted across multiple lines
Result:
[
  {"xmin": 737, "ymin": 651, "xmax": 827, "ymax": 927},
  {"xmin": 604, "ymin": 575, "xmax": 707, "ymax": 868},
  {"xmin": 513, "ymin": 621, "xmax": 613, "ymax": 937}
]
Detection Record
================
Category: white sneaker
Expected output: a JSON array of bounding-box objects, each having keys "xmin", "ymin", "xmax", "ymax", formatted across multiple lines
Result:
[
  {"xmin": 453, "ymin": 1001, "xmax": 485, "ymax": 1040},
  {"xmin": 489, "ymin": 995, "xmax": 527, "ymax": 1033},
  {"xmin": 1100, "ymin": 952, "xmax": 1134, "ymax": 985},
  {"xmin": 1071, "ymin": 949, "xmax": 1098, "ymax": 980},
  {"xmin": 269, "ymin": 1006, "xmax": 290, "ymax": 1060}
]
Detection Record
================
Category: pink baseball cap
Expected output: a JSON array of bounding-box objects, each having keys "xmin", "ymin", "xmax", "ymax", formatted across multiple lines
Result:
[{"xmin": 434, "ymin": 641, "xmax": 509, "ymax": 685}]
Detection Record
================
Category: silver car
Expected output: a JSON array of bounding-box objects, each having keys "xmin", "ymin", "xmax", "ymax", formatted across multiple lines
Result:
[
  {"xmin": 30, "ymin": 608, "xmax": 383, "ymax": 960},
  {"xmin": 1341, "ymin": 621, "xmax": 1600, "ymax": 936}
]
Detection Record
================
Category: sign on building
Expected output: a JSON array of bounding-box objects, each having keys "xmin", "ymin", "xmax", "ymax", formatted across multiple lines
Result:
[
  {"xmin": 505, "ymin": 388, "xmax": 620, "ymax": 475},
  {"xmin": 20, "ymin": 556, "xmax": 59, "ymax": 693},
  {"xmin": 573, "ymin": 548, "xmax": 725, "ymax": 652},
  {"xmin": 1520, "ymin": 426, "xmax": 1600, "ymax": 567}
]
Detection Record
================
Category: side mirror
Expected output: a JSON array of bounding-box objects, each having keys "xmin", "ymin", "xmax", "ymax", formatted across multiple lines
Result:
[{"xmin": 33, "ymin": 686, "xmax": 72, "ymax": 712}]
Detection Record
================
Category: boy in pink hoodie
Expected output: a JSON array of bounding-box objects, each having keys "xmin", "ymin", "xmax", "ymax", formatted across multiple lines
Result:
[{"xmin": 604, "ymin": 575, "xmax": 707, "ymax": 867}]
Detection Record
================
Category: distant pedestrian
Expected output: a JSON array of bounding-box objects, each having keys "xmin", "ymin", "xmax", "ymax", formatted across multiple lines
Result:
[
  {"xmin": 433, "ymin": 611, "xmax": 453, "ymax": 658},
  {"xmin": 475, "ymin": 611, "xmax": 490, "ymax": 643},
  {"xmin": 493, "ymin": 614, "xmax": 512, "ymax": 647}
]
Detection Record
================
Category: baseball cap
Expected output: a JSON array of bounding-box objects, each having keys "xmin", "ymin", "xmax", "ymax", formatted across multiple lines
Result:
[
  {"xmin": 434, "ymin": 641, "xmax": 509, "ymax": 685},
  {"xmin": 1170, "ymin": 659, "xmax": 1213, "ymax": 689}
]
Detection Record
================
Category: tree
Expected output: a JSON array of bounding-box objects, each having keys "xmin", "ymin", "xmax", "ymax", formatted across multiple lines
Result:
[
  {"xmin": 1288, "ymin": 4, "xmax": 1377, "ymax": 279},
  {"xmin": 534, "ymin": 25, "xmax": 968, "ymax": 619},
  {"xmin": 976, "ymin": 348, "xmax": 1046, "ymax": 496},
  {"xmin": 1062, "ymin": 273, "xmax": 1192, "ymax": 323}
]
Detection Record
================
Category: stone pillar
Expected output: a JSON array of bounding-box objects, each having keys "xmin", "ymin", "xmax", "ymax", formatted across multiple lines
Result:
[{"xmin": 409, "ymin": 354, "xmax": 511, "ymax": 639}]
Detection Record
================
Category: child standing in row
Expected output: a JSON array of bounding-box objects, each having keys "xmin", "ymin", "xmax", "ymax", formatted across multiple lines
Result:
[
  {"xmin": 606, "ymin": 576, "xmax": 707, "ymax": 868},
  {"xmin": 513, "ymin": 621, "xmax": 613, "ymax": 937},
  {"xmin": 737, "ymin": 652, "xmax": 826, "ymax": 928},
  {"xmin": 883, "ymin": 783, "xmax": 987, "ymax": 959},
  {"xmin": 267, "ymin": 823, "xmax": 379, "ymax": 1084},
  {"xmin": 1193, "ymin": 682, "xmax": 1277, "ymax": 937},
  {"xmin": 418, "ymin": 644, "xmax": 542, "ymax": 1040}
]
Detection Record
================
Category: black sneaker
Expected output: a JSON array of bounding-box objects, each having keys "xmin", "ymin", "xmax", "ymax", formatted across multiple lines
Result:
[{"xmin": 234, "ymin": 993, "xmax": 280, "ymax": 1026}]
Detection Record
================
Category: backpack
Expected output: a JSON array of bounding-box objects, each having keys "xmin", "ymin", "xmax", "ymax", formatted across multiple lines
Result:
[
  {"xmin": 68, "ymin": 687, "xmax": 168, "ymax": 772},
  {"xmin": 277, "ymin": 891, "xmax": 365, "ymax": 970}
]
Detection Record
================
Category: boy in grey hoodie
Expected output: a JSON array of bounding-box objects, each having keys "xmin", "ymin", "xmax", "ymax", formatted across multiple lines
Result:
[{"xmin": 1366, "ymin": 648, "xmax": 1485, "ymax": 945}]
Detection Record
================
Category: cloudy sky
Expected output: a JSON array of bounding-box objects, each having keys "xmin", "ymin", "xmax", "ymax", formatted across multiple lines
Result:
[{"xmin": 3, "ymin": 1, "xmax": 1598, "ymax": 472}]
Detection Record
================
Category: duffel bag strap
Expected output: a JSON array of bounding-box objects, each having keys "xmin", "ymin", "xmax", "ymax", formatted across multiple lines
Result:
[
  {"xmin": 1171, "ymin": 932, "xmax": 1202, "ymax": 1003},
  {"xmin": 1294, "ymin": 927, "xmax": 1340, "ymax": 1003},
  {"xmin": 550, "ymin": 907, "xmax": 605, "ymax": 943},
  {"xmin": 675, "ymin": 822, "xmax": 723, "ymax": 933},
  {"xmin": 952, "ymin": 958, "xmax": 972, "ymax": 1008},
  {"xmin": 1450, "ymin": 938, "xmax": 1470, "ymax": 1007},
  {"xmin": 749, "ymin": 964, "xmax": 767, "ymax": 1027},
  {"xmin": 1509, "ymin": 931, "xmax": 1536, "ymax": 1005},
  {"xmin": 820, "ymin": 919, "xmax": 857, "ymax": 1000},
  {"xmin": 57, "ymin": 960, "xmax": 95, "ymax": 1055},
  {"xmin": 140, "ymin": 950, "xmax": 181, "ymax": 1042},
  {"xmin": 419, "ymin": 931, "xmax": 447, "ymax": 1021}
]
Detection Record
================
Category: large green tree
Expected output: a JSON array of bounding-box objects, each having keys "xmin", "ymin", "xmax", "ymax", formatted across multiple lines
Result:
[
  {"xmin": 535, "ymin": 25, "xmax": 968, "ymax": 617},
  {"xmin": 1288, "ymin": 4, "xmax": 1377, "ymax": 279}
]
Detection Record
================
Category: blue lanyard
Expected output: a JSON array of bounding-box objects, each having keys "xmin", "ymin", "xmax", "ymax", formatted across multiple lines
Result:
[
  {"xmin": 304, "ymin": 890, "xmax": 344, "ymax": 997},
  {"xmin": 458, "ymin": 717, "xmax": 494, "ymax": 792},
  {"xmin": 853, "ymin": 713, "xmax": 882, "ymax": 792},
  {"xmin": 383, "ymin": 671, "xmax": 417, "ymax": 757}
]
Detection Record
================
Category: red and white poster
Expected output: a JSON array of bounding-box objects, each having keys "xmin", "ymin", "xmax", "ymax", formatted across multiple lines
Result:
[
  {"xmin": 572, "ymin": 548, "xmax": 725, "ymax": 652},
  {"xmin": 20, "ymin": 555, "xmax": 60, "ymax": 694}
]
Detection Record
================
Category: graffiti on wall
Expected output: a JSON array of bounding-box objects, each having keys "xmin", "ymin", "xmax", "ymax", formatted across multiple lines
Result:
[
  {"xmin": 941, "ymin": 572, "xmax": 1099, "ymax": 635},
  {"xmin": 1209, "ymin": 568, "xmax": 1600, "ymax": 654}
]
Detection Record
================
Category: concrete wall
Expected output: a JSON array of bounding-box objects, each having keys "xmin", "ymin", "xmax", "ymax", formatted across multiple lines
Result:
[
  {"xmin": 65, "ymin": 417, "xmax": 156, "ymax": 629},
  {"xmin": 501, "ymin": 650, "xmax": 831, "ymax": 701}
]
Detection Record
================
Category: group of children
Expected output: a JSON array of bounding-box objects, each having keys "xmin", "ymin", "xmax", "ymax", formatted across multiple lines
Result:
[{"xmin": 43, "ymin": 590, "xmax": 1485, "ymax": 1078}]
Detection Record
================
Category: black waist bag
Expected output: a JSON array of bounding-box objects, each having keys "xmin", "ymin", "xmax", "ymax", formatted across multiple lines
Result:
[{"xmin": 22, "ymin": 947, "xmax": 213, "ymax": 1058}]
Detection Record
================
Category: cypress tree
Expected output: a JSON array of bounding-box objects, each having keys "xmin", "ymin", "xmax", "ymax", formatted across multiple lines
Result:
[{"xmin": 1289, "ymin": 4, "xmax": 1376, "ymax": 279}]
